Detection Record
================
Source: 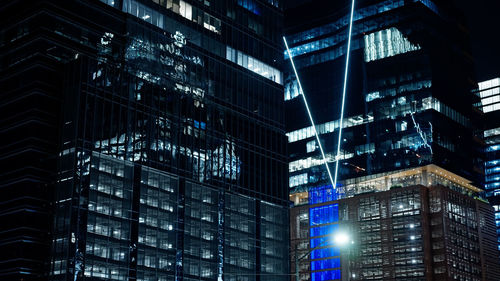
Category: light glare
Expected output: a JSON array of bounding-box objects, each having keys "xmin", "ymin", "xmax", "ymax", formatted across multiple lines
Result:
[{"xmin": 333, "ymin": 232, "xmax": 350, "ymax": 246}]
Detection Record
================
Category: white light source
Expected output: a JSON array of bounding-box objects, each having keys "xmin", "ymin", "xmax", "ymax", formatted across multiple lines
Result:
[{"xmin": 333, "ymin": 232, "xmax": 350, "ymax": 246}]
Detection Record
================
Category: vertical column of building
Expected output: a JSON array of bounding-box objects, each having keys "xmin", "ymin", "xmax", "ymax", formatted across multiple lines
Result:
[
  {"xmin": 175, "ymin": 178, "xmax": 185, "ymax": 281},
  {"xmin": 476, "ymin": 200, "xmax": 500, "ymax": 280},
  {"xmin": 128, "ymin": 164, "xmax": 141, "ymax": 280}
]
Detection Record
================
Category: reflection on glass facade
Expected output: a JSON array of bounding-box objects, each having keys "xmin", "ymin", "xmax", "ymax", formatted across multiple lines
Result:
[
  {"xmin": 42, "ymin": 0, "xmax": 288, "ymax": 280},
  {"xmin": 476, "ymin": 77, "xmax": 500, "ymax": 251},
  {"xmin": 285, "ymin": 0, "xmax": 483, "ymax": 280},
  {"xmin": 285, "ymin": 0, "xmax": 478, "ymax": 198},
  {"xmin": 363, "ymin": 27, "xmax": 420, "ymax": 62},
  {"xmin": 476, "ymin": 77, "xmax": 500, "ymax": 113}
]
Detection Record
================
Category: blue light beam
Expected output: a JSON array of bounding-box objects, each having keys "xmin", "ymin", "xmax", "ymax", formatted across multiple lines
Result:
[
  {"xmin": 283, "ymin": 37, "xmax": 336, "ymax": 190},
  {"xmin": 334, "ymin": 0, "xmax": 356, "ymax": 189}
]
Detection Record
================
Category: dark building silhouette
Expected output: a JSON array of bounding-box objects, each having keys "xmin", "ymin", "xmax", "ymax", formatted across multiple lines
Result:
[
  {"xmin": 0, "ymin": 0, "xmax": 288, "ymax": 280},
  {"xmin": 284, "ymin": 0, "xmax": 499, "ymax": 280}
]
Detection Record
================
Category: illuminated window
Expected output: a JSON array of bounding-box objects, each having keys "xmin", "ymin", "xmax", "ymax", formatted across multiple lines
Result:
[
  {"xmin": 306, "ymin": 140, "xmax": 317, "ymax": 153},
  {"xmin": 478, "ymin": 77, "xmax": 500, "ymax": 92},
  {"xmin": 484, "ymin": 127, "xmax": 500, "ymax": 138},
  {"xmin": 290, "ymin": 173, "xmax": 308, "ymax": 188},
  {"xmin": 284, "ymin": 79, "xmax": 300, "ymax": 100},
  {"xmin": 226, "ymin": 46, "xmax": 282, "ymax": 84},
  {"xmin": 488, "ymin": 145, "xmax": 500, "ymax": 152},
  {"xmin": 364, "ymin": 27, "xmax": 420, "ymax": 62}
]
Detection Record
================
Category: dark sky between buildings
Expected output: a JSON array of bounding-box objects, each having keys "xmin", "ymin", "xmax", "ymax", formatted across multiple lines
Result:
[
  {"xmin": 284, "ymin": 0, "xmax": 500, "ymax": 82},
  {"xmin": 455, "ymin": 0, "xmax": 500, "ymax": 81}
]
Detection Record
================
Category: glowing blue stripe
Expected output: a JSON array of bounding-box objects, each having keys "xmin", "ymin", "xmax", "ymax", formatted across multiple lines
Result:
[
  {"xmin": 334, "ymin": 0, "xmax": 356, "ymax": 188},
  {"xmin": 283, "ymin": 37, "xmax": 336, "ymax": 190}
]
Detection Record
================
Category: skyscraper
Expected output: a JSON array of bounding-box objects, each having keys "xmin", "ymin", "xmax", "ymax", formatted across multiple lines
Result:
[
  {"xmin": 0, "ymin": 0, "xmax": 289, "ymax": 280},
  {"xmin": 284, "ymin": 0, "xmax": 498, "ymax": 280},
  {"xmin": 285, "ymin": 0, "xmax": 481, "ymax": 201},
  {"xmin": 475, "ymin": 77, "xmax": 500, "ymax": 252}
]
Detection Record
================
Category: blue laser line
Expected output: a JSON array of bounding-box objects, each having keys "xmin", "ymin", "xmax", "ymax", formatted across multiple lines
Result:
[
  {"xmin": 283, "ymin": 37, "xmax": 336, "ymax": 190},
  {"xmin": 334, "ymin": 0, "xmax": 356, "ymax": 189}
]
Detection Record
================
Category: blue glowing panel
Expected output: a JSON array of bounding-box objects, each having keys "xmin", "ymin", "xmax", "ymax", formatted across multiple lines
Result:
[
  {"xmin": 193, "ymin": 120, "xmax": 206, "ymax": 130},
  {"xmin": 312, "ymin": 269, "xmax": 341, "ymax": 281},
  {"xmin": 310, "ymin": 247, "xmax": 340, "ymax": 260},
  {"xmin": 310, "ymin": 237, "xmax": 330, "ymax": 248},
  {"xmin": 310, "ymin": 204, "xmax": 339, "ymax": 226},
  {"xmin": 310, "ymin": 224, "xmax": 338, "ymax": 237},
  {"xmin": 237, "ymin": 0, "xmax": 260, "ymax": 15},
  {"xmin": 311, "ymin": 258, "xmax": 341, "ymax": 271},
  {"xmin": 309, "ymin": 185, "xmax": 339, "ymax": 204}
]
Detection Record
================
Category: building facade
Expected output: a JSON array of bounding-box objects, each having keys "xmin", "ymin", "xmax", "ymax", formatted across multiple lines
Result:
[
  {"xmin": 0, "ymin": 0, "xmax": 288, "ymax": 280},
  {"xmin": 291, "ymin": 166, "xmax": 500, "ymax": 281},
  {"xmin": 475, "ymin": 77, "xmax": 500, "ymax": 251},
  {"xmin": 284, "ymin": 0, "xmax": 480, "ymax": 202},
  {"xmin": 340, "ymin": 181, "xmax": 500, "ymax": 281},
  {"xmin": 284, "ymin": 0, "xmax": 495, "ymax": 280}
]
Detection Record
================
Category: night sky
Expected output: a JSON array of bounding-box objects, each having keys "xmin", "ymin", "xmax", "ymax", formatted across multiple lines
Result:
[{"xmin": 455, "ymin": 0, "xmax": 500, "ymax": 81}]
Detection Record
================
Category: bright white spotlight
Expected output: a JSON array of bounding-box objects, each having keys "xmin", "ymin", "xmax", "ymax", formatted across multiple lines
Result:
[
  {"xmin": 283, "ymin": 37, "xmax": 335, "ymax": 189},
  {"xmin": 333, "ymin": 0, "xmax": 356, "ymax": 188},
  {"xmin": 333, "ymin": 232, "xmax": 350, "ymax": 246}
]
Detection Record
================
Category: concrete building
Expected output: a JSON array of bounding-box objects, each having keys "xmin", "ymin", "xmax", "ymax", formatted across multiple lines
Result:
[{"xmin": 291, "ymin": 165, "xmax": 500, "ymax": 281}]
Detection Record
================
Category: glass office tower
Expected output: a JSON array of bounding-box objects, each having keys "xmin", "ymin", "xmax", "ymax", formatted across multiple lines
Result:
[
  {"xmin": 0, "ymin": 0, "xmax": 288, "ymax": 280},
  {"xmin": 285, "ymin": 0, "xmax": 480, "ymax": 201},
  {"xmin": 475, "ymin": 77, "xmax": 500, "ymax": 252},
  {"xmin": 284, "ymin": 1, "xmax": 497, "ymax": 281}
]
